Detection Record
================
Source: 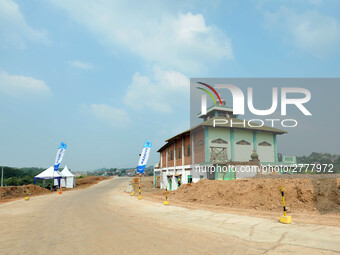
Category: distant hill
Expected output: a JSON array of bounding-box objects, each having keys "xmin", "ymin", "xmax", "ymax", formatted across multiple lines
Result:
[
  {"xmin": 90, "ymin": 166, "xmax": 154, "ymax": 177},
  {"xmin": 297, "ymin": 152, "xmax": 340, "ymax": 173},
  {"xmin": 297, "ymin": 152, "xmax": 340, "ymax": 164}
]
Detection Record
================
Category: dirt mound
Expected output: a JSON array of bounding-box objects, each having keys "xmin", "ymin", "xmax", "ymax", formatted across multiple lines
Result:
[
  {"xmin": 0, "ymin": 185, "xmax": 51, "ymax": 201},
  {"xmin": 76, "ymin": 176, "xmax": 110, "ymax": 186},
  {"xmin": 170, "ymin": 177, "xmax": 340, "ymax": 214},
  {"xmin": 128, "ymin": 176, "xmax": 157, "ymax": 196},
  {"xmin": 0, "ymin": 176, "xmax": 111, "ymax": 202}
]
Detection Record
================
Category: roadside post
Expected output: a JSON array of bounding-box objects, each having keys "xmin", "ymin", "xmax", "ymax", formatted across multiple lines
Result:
[
  {"xmin": 280, "ymin": 186, "xmax": 291, "ymax": 224},
  {"xmin": 138, "ymin": 184, "xmax": 142, "ymax": 200},
  {"xmin": 163, "ymin": 186, "xmax": 169, "ymax": 205},
  {"xmin": 58, "ymin": 183, "xmax": 62, "ymax": 195},
  {"xmin": 130, "ymin": 180, "xmax": 135, "ymax": 196},
  {"xmin": 24, "ymin": 185, "xmax": 30, "ymax": 201}
]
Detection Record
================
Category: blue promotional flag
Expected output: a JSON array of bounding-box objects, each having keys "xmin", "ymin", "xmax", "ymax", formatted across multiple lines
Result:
[
  {"xmin": 137, "ymin": 140, "xmax": 152, "ymax": 174},
  {"xmin": 54, "ymin": 142, "xmax": 67, "ymax": 171}
]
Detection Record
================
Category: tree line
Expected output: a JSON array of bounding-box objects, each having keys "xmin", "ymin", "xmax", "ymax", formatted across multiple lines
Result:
[{"xmin": 0, "ymin": 167, "xmax": 44, "ymax": 186}]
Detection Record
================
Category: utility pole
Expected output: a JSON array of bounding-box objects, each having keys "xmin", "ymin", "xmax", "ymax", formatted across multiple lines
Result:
[{"xmin": 1, "ymin": 166, "xmax": 3, "ymax": 187}]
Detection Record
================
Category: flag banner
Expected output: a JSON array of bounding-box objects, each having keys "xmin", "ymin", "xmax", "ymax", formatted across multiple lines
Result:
[
  {"xmin": 137, "ymin": 140, "xmax": 152, "ymax": 174},
  {"xmin": 54, "ymin": 142, "xmax": 67, "ymax": 171}
]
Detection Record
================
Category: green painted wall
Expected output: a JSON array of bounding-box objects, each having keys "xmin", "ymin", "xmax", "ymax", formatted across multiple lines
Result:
[
  {"xmin": 234, "ymin": 129, "xmax": 254, "ymax": 161},
  {"xmin": 205, "ymin": 126, "xmax": 277, "ymax": 163},
  {"xmin": 257, "ymin": 132, "xmax": 275, "ymax": 162},
  {"xmin": 207, "ymin": 127, "xmax": 231, "ymax": 162},
  {"xmin": 257, "ymin": 132, "xmax": 274, "ymax": 145},
  {"xmin": 234, "ymin": 129, "xmax": 253, "ymax": 143}
]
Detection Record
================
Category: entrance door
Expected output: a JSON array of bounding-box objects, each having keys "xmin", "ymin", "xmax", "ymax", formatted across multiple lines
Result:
[{"xmin": 169, "ymin": 178, "xmax": 172, "ymax": 191}]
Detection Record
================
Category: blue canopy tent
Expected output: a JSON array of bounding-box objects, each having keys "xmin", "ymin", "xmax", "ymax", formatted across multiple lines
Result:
[{"xmin": 34, "ymin": 166, "xmax": 63, "ymax": 187}]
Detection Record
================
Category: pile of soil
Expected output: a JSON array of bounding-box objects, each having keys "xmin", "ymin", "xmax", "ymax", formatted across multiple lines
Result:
[
  {"xmin": 129, "ymin": 176, "xmax": 157, "ymax": 196},
  {"xmin": 0, "ymin": 176, "xmax": 111, "ymax": 202},
  {"xmin": 0, "ymin": 185, "xmax": 51, "ymax": 201},
  {"xmin": 76, "ymin": 176, "xmax": 110, "ymax": 187},
  {"xmin": 137, "ymin": 176, "xmax": 155, "ymax": 191},
  {"xmin": 169, "ymin": 177, "xmax": 340, "ymax": 214}
]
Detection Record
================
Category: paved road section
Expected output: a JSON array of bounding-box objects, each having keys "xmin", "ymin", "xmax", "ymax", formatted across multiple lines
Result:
[{"xmin": 0, "ymin": 178, "xmax": 339, "ymax": 254}]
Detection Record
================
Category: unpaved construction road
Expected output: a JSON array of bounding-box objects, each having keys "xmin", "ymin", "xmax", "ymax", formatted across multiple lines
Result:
[{"xmin": 0, "ymin": 178, "xmax": 339, "ymax": 255}]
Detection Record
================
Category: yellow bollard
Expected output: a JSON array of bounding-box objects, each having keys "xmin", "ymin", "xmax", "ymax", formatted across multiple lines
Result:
[
  {"xmin": 24, "ymin": 185, "xmax": 30, "ymax": 201},
  {"xmin": 138, "ymin": 184, "xmax": 142, "ymax": 200},
  {"xmin": 280, "ymin": 186, "xmax": 291, "ymax": 224},
  {"xmin": 163, "ymin": 186, "xmax": 169, "ymax": 205},
  {"xmin": 130, "ymin": 181, "xmax": 135, "ymax": 196}
]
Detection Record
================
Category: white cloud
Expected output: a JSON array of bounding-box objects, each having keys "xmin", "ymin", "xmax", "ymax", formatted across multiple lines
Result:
[
  {"xmin": 124, "ymin": 67, "xmax": 189, "ymax": 113},
  {"xmin": 90, "ymin": 104, "xmax": 131, "ymax": 127},
  {"xmin": 51, "ymin": 1, "xmax": 233, "ymax": 113},
  {"xmin": 0, "ymin": 0, "xmax": 49, "ymax": 48},
  {"xmin": 0, "ymin": 70, "xmax": 52, "ymax": 98},
  {"xmin": 50, "ymin": 1, "xmax": 233, "ymax": 72},
  {"xmin": 70, "ymin": 60, "xmax": 95, "ymax": 70},
  {"xmin": 264, "ymin": 7, "xmax": 340, "ymax": 56}
]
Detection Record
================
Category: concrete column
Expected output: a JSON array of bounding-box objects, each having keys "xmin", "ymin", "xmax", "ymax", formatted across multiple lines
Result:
[
  {"xmin": 166, "ymin": 148, "xmax": 168, "ymax": 188},
  {"xmin": 166, "ymin": 148, "xmax": 168, "ymax": 168},
  {"xmin": 204, "ymin": 127, "xmax": 209, "ymax": 163},
  {"xmin": 173, "ymin": 141, "xmax": 176, "ymax": 190},
  {"xmin": 191, "ymin": 133, "xmax": 195, "ymax": 167},
  {"xmin": 182, "ymin": 137, "xmax": 184, "ymax": 166},
  {"xmin": 274, "ymin": 134, "xmax": 278, "ymax": 162},
  {"xmin": 153, "ymin": 170, "xmax": 156, "ymax": 188},
  {"xmin": 230, "ymin": 129, "xmax": 235, "ymax": 161},
  {"xmin": 174, "ymin": 141, "xmax": 176, "ymax": 169},
  {"xmin": 253, "ymin": 131, "xmax": 257, "ymax": 152},
  {"xmin": 182, "ymin": 137, "xmax": 185, "ymax": 185}
]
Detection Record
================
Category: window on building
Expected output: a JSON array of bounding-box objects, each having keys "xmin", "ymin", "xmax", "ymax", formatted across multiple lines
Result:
[
  {"xmin": 258, "ymin": 141, "xmax": 271, "ymax": 146},
  {"xmin": 178, "ymin": 148, "xmax": 181, "ymax": 158},
  {"xmin": 236, "ymin": 140, "xmax": 251, "ymax": 145},
  {"xmin": 188, "ymin": 175, "xmax": 192, "ymax": 183},
  {"xmin": 187, "ymin": 145, "xmax": 191, "ymax": 156},
  {"xmin": 170, "ymin": 150, "xmax": 173, "ymax": 160}
]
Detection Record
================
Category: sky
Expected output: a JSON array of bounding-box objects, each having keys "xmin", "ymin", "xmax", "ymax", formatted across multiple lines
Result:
[{"xmin": 0, "ymin": 0, "xmax": 339, "ymax": 171}]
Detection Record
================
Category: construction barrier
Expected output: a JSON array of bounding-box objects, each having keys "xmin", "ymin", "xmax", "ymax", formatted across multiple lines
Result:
[{"xmin": 280, "ymin": 186, "xmax": 291, "ymax": 224}]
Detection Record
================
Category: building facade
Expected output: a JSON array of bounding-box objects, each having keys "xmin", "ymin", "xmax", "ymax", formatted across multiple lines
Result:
[{"xmin": 154, "ymin": 105, "xmax": 295, "ymax": 190}]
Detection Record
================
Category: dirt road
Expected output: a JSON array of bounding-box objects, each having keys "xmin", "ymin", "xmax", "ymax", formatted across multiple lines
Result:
[{"xmin": 0, "ymin": 178, "xmax": 339, "ymax": 255}]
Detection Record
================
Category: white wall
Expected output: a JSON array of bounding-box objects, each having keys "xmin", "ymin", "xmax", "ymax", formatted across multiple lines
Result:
[
  {"xmin": 234, "ymin": 129, "xmax": 254, "ymax": 161},
  {"xmin": 257, "ymin": 132, "xmax": 275, "ymax": 162}
]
